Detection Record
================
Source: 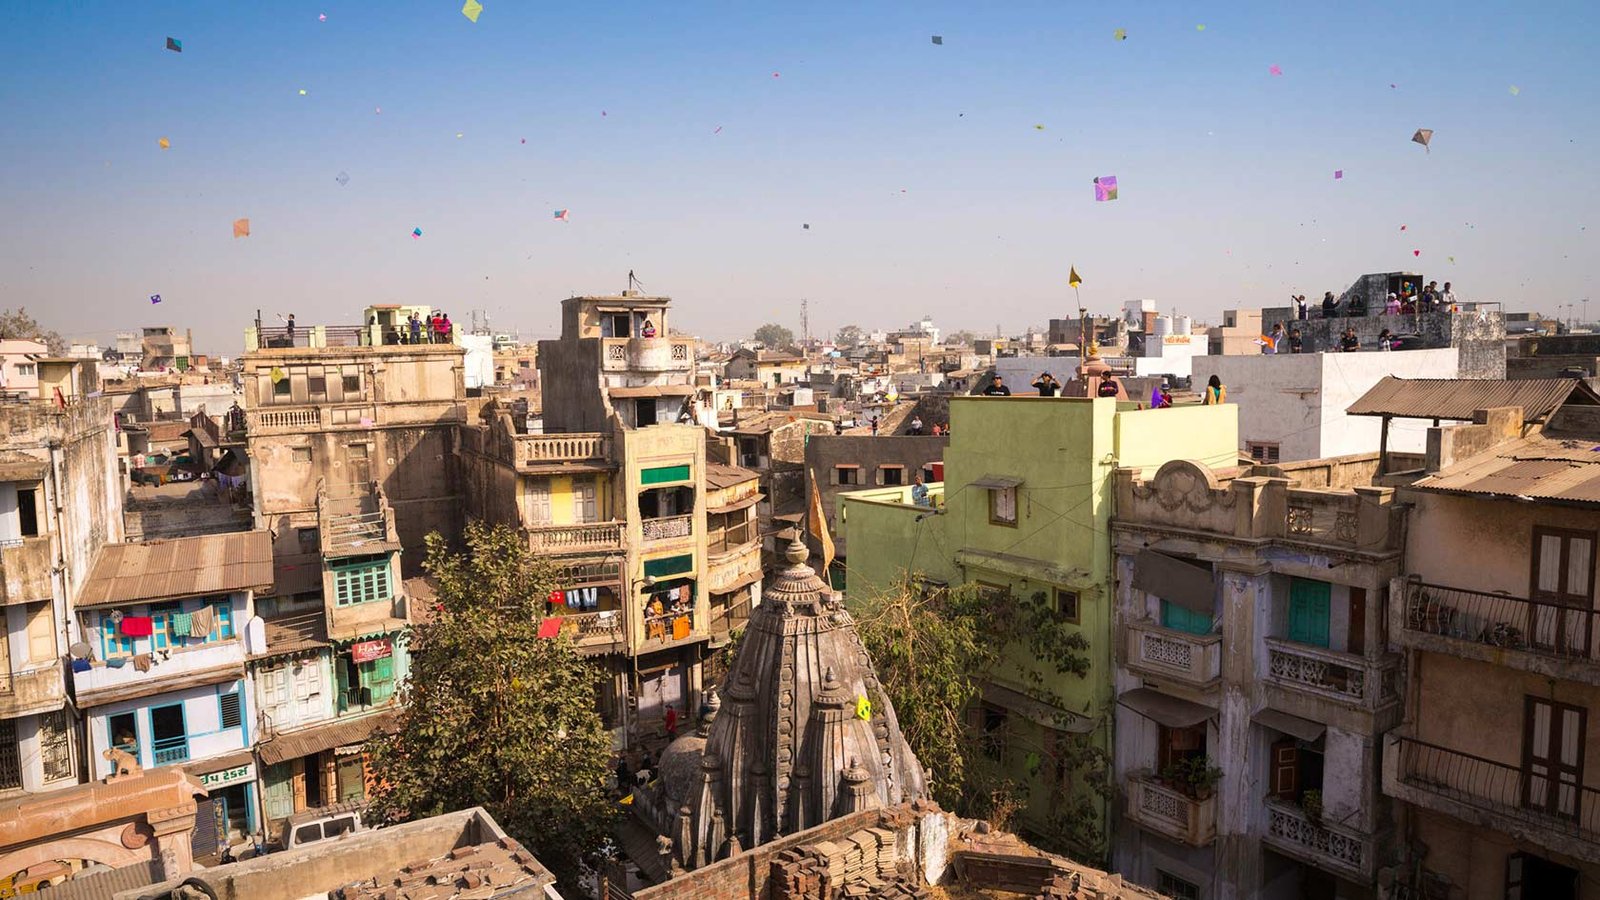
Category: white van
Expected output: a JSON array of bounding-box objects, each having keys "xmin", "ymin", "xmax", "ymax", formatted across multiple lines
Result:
[{"xmin": 280, "ymin": 804, "xmax": 365, "ymax": 851}]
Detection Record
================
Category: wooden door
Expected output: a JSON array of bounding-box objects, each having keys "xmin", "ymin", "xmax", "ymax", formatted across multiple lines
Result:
[
  {"xmin": 1288, "ymin": 579, "xmax": 1332, "ymax": 648},
  {"xmin": 1522, "ymin": 696, "xmax": 1586, "ymax": 819}
]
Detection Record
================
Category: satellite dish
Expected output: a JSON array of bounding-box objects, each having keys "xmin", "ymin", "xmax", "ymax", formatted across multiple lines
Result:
[{"xmin": 69, "ymin": 641, "xmax": 92, "ymax": 660}]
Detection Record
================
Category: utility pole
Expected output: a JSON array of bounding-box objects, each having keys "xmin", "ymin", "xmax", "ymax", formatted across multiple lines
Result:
[{"xmin": 801, "ymin": 298, "xmax": 809, "ymax": 348}]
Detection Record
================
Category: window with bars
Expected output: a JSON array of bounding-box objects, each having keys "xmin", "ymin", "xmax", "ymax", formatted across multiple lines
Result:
[
  {"xmin": 39, "ymin": 710, "xmax": 72, "ymax": 782},
  {"xmin": 0, "ymin": 718, "xmax": 20, "ymax": 790},
  {"xmin": 333, "ymin": 559, "xmax": 391, "ymax": 606},
  {"xmin": 1156, "ymin": 871, "xmax": 1200, "ymax": 900},
  {"xmin": 1247, "ymin": 442, "xmax": 1281, "ymax": 464}
]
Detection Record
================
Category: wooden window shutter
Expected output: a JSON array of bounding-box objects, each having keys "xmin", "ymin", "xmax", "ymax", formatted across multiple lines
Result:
[{"xmin": 1271, "ymin": 738, "xmax": 1299, "ymax": 800}]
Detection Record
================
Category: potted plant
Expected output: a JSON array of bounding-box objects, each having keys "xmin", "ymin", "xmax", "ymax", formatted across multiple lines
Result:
[
  {"xmin": 1300, "ymin": 789, "xmax": 1324, "ymax": 826},
  {"xmin": 1159, "ymin": 756, "xmax": 1224, "ymax": 800}
]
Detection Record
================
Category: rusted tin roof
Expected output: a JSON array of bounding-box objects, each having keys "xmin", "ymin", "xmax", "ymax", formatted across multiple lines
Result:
[
  {"xmin": 77, "ymin": 530, "xmax": 274, "ymax": 607},
  {"xmin": 1346, "ymin": 377, "xmax": 1600, "ymax": 422},
  {"xmin": 1411, "ymin": 435, "xmax": 1600, "ymax": 504}
]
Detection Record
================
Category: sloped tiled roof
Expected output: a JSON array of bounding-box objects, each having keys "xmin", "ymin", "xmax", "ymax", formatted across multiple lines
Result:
[
  {"xmin": 1410, "ymin": 434, "xmax": 1600, "ymax": 504},
  {"xmin": 1346, "ymin": 377, "xmax": 1600, "ymax": 422}
]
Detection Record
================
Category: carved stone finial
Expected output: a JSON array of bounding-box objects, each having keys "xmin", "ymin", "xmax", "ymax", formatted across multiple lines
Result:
[{"xmin": 785, "ymin": 538, "xmax": 809, "ymax": 566}]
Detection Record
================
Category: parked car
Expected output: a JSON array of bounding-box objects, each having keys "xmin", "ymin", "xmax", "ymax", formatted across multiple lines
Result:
[{"xmin": 279, "ymin": 804, "xmax": 366, "ymax": 851}]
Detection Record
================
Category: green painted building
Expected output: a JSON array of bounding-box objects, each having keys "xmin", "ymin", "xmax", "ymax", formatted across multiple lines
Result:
[{"xmin": 838, "ymin": 395, "xmax": 1237, "ymax": 854}]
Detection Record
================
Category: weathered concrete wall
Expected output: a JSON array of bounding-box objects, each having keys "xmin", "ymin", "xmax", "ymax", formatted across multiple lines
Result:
[
  {"xmin": 1506, "ymin": 354, "xmax": 1600, "ymax": 379},
  {"xmin": 803, "ymin": 435, "xmax": 947, "ymax": 558},
  {"xmin": 536, "ymin": 337, "xmax": 609, "ymax": 433},
  {"xmin": 1407, "ymin": 806, "xmax": 1600, "ymax": 900},
  {"xmin": 1260, "ymin": 308, "xmax": 1505, "ymax": 379}
]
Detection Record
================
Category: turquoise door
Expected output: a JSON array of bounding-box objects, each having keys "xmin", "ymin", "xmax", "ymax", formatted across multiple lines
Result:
[
  {"xmin": 1288, "ymin": 578, "xmax": 1332, "ymax": 648},
  {"xmin": 1160, "ymin": 600, "xmax": 1213, "ymax": 636}
]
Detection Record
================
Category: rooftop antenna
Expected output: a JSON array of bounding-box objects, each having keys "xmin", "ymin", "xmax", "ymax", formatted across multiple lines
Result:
[{"xmin": 628, "ymin": 270, "xmax": 644, "ymax": 293}]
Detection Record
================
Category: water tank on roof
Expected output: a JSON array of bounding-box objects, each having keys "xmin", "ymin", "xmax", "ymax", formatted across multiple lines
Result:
[
  {"xmin": 1174, "ymin": 315, "xmax": 1192, "ymax": 335},
  {"xmin": 1153, "ymin": 316, "xmax": 1173, "ymax": 336}
]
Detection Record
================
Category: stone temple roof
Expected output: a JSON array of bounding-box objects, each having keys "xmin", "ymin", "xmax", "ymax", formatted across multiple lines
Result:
[{"xmin": 658, "ymin": 539, "xmax": 926, "ymax": 869}]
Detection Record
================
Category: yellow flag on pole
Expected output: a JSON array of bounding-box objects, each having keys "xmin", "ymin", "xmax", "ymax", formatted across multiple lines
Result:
[
  {"xmin": 807, "ymin": 468, "xmax": 835, "ymax": 577},
  {"xmin": 1068, "ymin": 266, "xmax": 1082, "ymax": 288}
]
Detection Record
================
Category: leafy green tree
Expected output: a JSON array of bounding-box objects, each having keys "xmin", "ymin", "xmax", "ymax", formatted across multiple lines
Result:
[
  {"xmin": 851, "ymin": 580, "xmax": 1108, "ymax": 860},
  {"xmin": 366, "ymin": 522, "xmax": 616, "ymax": 889},
  {"xmin": 752, "ymin": 323, "xmax": 795, "ymax": 349},
  {"xmin": 833, "ymin": 325, "xmax": 864, "ymax": 348},
  {"xmin": 0, "ymin": 308, "xmax": 65, "ymax": 355}
]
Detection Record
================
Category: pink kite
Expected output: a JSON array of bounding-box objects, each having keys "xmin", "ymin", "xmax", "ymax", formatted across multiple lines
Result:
[
  {"xmin": 1093, "ymin": 176, "xmax": 1118, "ymax": 202},
  {"xmin": 1269, "ymin": 64, "xmax": 1283, "ymax": 76}
]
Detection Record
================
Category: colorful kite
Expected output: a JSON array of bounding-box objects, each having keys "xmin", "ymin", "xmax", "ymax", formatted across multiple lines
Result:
[
  {"xmin": 1068, "ymin": 266, "xmax": 1082, "ymax": 288},
  {"xmin": 462, "ymin": 0, "xmax": 483, "ymax": 22},
  {"xmin": 855, "ymin": 695, "xmax": 872, "ymax": 721},
  {"xmin": 149, "ymin": 294, "xmax": 162, "ymax": 305},
  {"xmin": 233, "ymin": 218, "xmax": 250, "ymax": 238},
  {"xmin": 318, "ymin": 13, "xmax": 327, "ymax": 21},
  {"xmin": 1412, "ymin": 128, "xmax": 1433, "ymax": 152},
  {"xmin": 553, "ymin": 209, "xmax": 569, "ymax": 221},
  {"xmin": 1094, "ymin": 176, "xmax": 1118, "ymax": 202},
  {"xmin": 1269, "ymin": 64, "xmax": 1283, "ymax": 76},
  {"xmin": 931, "ymin": 35, "xmax": 943, "ymax": 45},
  {"xmin": 1509, "ymin": 85, "xmax": 1520, "ymax": 96},
  {"xmin": 412, "ymin": 227, "xmax": 423, "ymax": 238},
  {"xmin": 165, "ymin": 37, "xmax": 181, "ymax": 53},
  {"xmin": 1196, "ymin": 24, "xmax": 1206, "ymax": 31},
  {"xmin": 298, "ymin": 89, "xmax": 307, "ymax": 95},
  {"xmin": 1113, "ymin": 28, "xmax": 1127, "ymax": 40},
  {"xmin": 1334, "ymin": 169, "xmax": 1343, "ymax": 180},
  {"xmin": 158, "ymin": 137, "xmax": 170, "ymax": 150},
  {"xmin": 1413, "ymin": 249, "xmax": 1421, "ymax": 257}
]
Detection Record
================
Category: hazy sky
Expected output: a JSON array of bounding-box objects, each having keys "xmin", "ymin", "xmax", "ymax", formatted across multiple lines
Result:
[{"xmin": 2, "ymin": 1, "xmax": 1596, "ymax": 355}]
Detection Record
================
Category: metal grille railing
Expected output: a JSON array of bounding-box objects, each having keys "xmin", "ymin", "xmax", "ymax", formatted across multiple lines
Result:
[
  {"xmin": 1405, "ymin": 581, "xmax": 1599, "ymax": 661},
  {"xmin": 1392, "ymin": 735, "xmax": 1600, "ymax": 844},
  {"xmin": 641, "ymin": 514, "xmax": 692, "ymax": 541}
]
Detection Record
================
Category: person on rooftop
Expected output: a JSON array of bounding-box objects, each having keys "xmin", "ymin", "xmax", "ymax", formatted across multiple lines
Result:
[
  {"xmin": 1149, "ymin": 382, "xmax": 1172, "ymax": 409},
  {"xmin": 1341, "ymin": 328, "xmax": 1361, "ymax": 352},
  {"xmin": 911, "ymin": 472, "xmax": 931, "ymax": 507},
  {"xmin": 1265, "ymin": 322, "xmax": 1285, "ymax": 353},
  {"xmin": 908, "ymin": 415, "xmax": 924, "ymax": 435},
  {"xmin": 982, "ymin": 375, "xmax": 1012, "ymax": 396},
  {"xmin": 1288, "ymin": 328, "xmax": 1304, "ymax": 353},
  {"xmin": 1097, "ymin": 374, "xmax": 1121, "ymax": 398},
  {"xmin": 1321, "ymin": 292, "xmax": 1338, "ymax": 318},
  {"xmin": 1421, "ymin": 282, "xmax": 1439, "ymax": 309},
  {"xmin": 1385, "ymin": 293, "xmax": 1402, "ymax": 315},
  {"xmin": 1440, "ymin": 281, "xmax": 1458, "ymax": 309},
  {"xmin": 1202, "ymin": 374, "xmax": 1226, "ymax": 405},
  {"xmin": 641, "ymin": 318, "xmax": 658, "ymax": 338},
  {"xmin": 1378, "ymin": 328, "xmax": 1395, "ymax": 351},
  {"xmin": 1032, "ymin": 372, "xmax": 1060, "ymax": 397}
]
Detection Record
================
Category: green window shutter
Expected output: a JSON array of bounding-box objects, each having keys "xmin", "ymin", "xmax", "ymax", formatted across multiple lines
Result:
[
  {"xmin": 644, "ymin": 554, "xmax": 694, "ymax": 578},
  {"xmin": 335, "ymin": 657, "xmax": 351, "ymax": 711},
  {"xmin": 1160, "ymin": 600, "xmax": 1213, "ymax": 636},
  {"xmin": 641, "ymin": 464, "xmax": 692, "ymax": 485},
  {"xmin": 1288, "ymin": 578, "xmax": 1332, "ymax": 648}
]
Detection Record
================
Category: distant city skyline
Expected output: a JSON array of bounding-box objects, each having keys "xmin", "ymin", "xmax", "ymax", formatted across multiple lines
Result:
[{"xmin": 2, "ymin": 1, "xmax": 1595, "ymax": 355}]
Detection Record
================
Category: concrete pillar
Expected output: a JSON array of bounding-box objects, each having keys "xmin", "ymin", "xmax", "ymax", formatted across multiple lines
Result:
[{"xmin": 1214, "ymin": 565, "xmax": 1270, "ymax": 900}]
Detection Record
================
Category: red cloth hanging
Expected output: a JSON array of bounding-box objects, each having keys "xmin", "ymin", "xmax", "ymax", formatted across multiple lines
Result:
[
  {"xmin": 536, "ymin": 618, "xmax": 562, "ymax": 639},
  {"xmin": 119, "ymin": 616, "xmax": 154, "ymax": 637}
]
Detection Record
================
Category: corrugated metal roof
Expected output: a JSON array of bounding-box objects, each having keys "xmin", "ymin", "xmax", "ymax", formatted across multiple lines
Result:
[
  {"xmin": 77, "ymin": 531, "xmax": 274, "ymax": 607},
  {"xmin": 705, "ymin": 462, "xmax": 759, "ymax": 490},
  {"xmin": 1346, "ymin": 377, "xmax": 1600, "ymax": 422},
  {"xmin": 1411, "ymin": 435, "xmax": 1600, "ymax": 504},
  {"xmin": 255, "ymin": 611, "xmax": 330, "ymax": 660},
  {"xmin": 258, "ymin": 711, "xmax": 396, "ymax": 765}
]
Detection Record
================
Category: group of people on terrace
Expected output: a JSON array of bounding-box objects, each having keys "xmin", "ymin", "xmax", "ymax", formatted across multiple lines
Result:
[{"xmin": 1292, "ymin": 281, "xmax": 1457, "ymax": 320}]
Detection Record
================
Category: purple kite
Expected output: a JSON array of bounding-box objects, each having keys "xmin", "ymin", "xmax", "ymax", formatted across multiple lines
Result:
[{"xmin": 1094, "ymin": 176, "xmax": 1118, "ymax": 202}]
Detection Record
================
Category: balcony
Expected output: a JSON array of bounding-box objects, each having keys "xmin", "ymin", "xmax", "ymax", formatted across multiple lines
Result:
[
  {"xmin": 707, "ymin": 519, "xmax": 758, "ymax": 557},
  {"xmin": 151, "ymin": 735, "xmax": 190, "ymax": 766},
  {"xmin": 551, "ymin": 609, "xmax": 625, "ymax": 655},
  {"xmin": 1124, "ymin": 621, "xmax": 1222, "ymax": 689},
  {"xmin": 1384, "ymin": 733, "xmax": 1600, "ymax": 862},
  {"xmin": 1264, "ymin": 798, "xmax": 1376, "ymax": 882},
  {"xmin": 74, "ymin": 639, "xmax": 245, "ymax": 708},
  {"xmin": 527, "ymin": 521, "xmax": 624, "ymax": 555},
  {"xmin": 515, "ymin": 432, "xmax": 609, "ymax": 468},
  {"xmin": 709, "ymin": 594, "xmax": 752, "ymax": 638},
  {"xmin": 0, "ymin": 536, "xmax": 54, "ymax": 606},
  {"xmin": 641, "ymin": 514, "xmax": 693, "ymax": 542},
  {"xmin": 1396, "ymin": 580, "xmax": 1600, "ymax": 686},
  {"xmin": 1264, "ymin": 638, "xmax": 1401, "ymax": 713},
  {"xmin": 602, "ymin": 337, "xmax": 693, "ymax": 373},
  {"xmin": 329, "ymin": 595, "xmax": 408, "ymax": 643},
  {"xmin": 248, "ymin": 404, "xmax": 382, "ymax": 433},
  {"xmin": 643, "ymin": 609, "xmax": 698, "ymax": 647},
  {"xmin": 1125, "ymin": 774, "xmax": 1216, "ymax": 847},
  {"xmin": 318, "ymin": 483, "xmax": 400, "ymax": 558},
  {"xmin": 0, "ymin": 664, "xmax": 66, "ymax": 718}
]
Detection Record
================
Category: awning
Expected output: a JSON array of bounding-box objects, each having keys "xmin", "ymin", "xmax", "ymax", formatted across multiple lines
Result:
[
  {"xmin": 1131, "ymin": 550, "xmax": 1216, "ymax": 614},
  {"xmin": 184, "ymin": 749, "xmax": 255, "ymax": 777},
  {"xmin": 76, "ymin": 663, "xmax": 245, "ymax": 709},
  {"xmin": 982, "ymin": 682, "xmax": 1096, "ymax": 734},
  {"xmin": 970, "ymin": 475, "xmax": 1023, "ymax": 490},
  {"xmin": 707, "ymin": 495, "xmax": 761, "ymax": 515},
  {"xmin": 1118, "ymin": 688, "xmax": 1214, "ymax": 728},
  {"xmin": 1253, "ymin": 708, "xmax": 1326, "ymax": 743},
  {"xmin": 608, "ymin": 385, "xmax": 696, "ymax": 399},
  {"xmin": 257, "ymin": 711, "xmax": 397, "ymax": 766},
  {"xmin": 956, "ymin": 548, "xmax": 1090, "ymax": 588}
]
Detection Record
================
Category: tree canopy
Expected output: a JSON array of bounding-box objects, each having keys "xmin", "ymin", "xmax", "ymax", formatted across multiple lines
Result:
[
  {"xmin": 0, "ymin": 308, "xmax": 65, "ymax": 355},
  {"xmin": 366, "ymin": 522, "xmax": 616, "ymax": 889},
  {"xmin": 850, "ymin": 579, "xmax": 1108, "ymax": 860},
  {"xmin": 752, "ymin": 322, "xmax": 795, "ymax": 349},
  {"xmin": 833, "ymin": 324, "xmax": 864, "ymax": 348}
]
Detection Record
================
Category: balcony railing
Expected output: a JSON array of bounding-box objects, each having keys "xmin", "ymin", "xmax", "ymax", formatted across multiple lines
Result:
[
  {"xmin": 601, "ymin": 338, "xmax": 694, "ymax": 372},
  {"xmin": 1264, "ymin": 798, "xmax": 1374, "ymax": 881},
  {"xmin": 151, "ymin": 735, "xmax": 191, "ymax": 766},
  {"xmin": 1390, "ymin": 735, "xmax": 1600, "ymax": 846},
  {"xmin": 528, "ymin": 521, "xmax": 623, "ymax": 554},
  {"xmin": 641, "ymin": 514, "xmax": 692, "ymax": 541},
  {"xmin": 710, "ymin": 596, "xmax": 751, "ymax": 634},
  {"xmin": 707, "ymin": 520, "xmax": 758, "ymax": 555},
  {"xmin": 1403, "ymin": 581, "xmax": 1600, "ymax": 664},
  {"xmin": 1123, "ymin": 774, "xmax": 1217, "ymax": 847},
  {"xmin": 254, "ymin": 408, "xmax": 320, "ymax": 429},
  {"xmin": 1286, "ymin": 498, "xmax": 1360, "ymax": 545},
  {"xmin": 0, "ymin": 665, "xmax": 66, "ymax": 717},
  {"xmin": 553, "ymin": 610, "xmax": 625, "ymax": 651},
  {"xmin": 0, "ymin": 536, "xmax": 54, "ymax": 606},
  {"xmin": 1264, "ymin": 638, "xmax": 1400, "ymax": 711},
  {"xmin": 1125, "ymin": 621, "xmax": 1222, "ymax": 687},
  {"xmin": 516, "ymin": 433, "xmax": 608, "ymax": 466},
  {"xmin": 644, "ymin": 610, "xmax": 696, "ymax": 644}
]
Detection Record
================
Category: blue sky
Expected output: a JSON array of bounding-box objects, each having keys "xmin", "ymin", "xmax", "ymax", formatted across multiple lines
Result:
[{"xmin": 1, "ymin": 1, "xmax": 1596, "ymax": 354}]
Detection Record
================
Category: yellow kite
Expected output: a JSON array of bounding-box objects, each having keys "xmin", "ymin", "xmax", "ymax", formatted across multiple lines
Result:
[
  {"xmin": 462, "ymin": 0, "xmax": 483, "ymax": 22},
  {"xmin": 233, "ymin": 218, "xmax": 250, "ymax": 238},
  {"xmin": 158, "ymin": 137, "xmax": 170, "ymax": 150},
  {"xmin": 855, "ymin": 694, "xmax": 872, "ymax": 721},
  {"xmin": 1068, "ymin": 266, "xmax": 1082, "ymax": 288}
]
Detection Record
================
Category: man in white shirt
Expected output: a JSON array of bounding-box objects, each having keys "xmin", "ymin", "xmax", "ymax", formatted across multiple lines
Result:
[{"xmin": 1440, "ymin": 282, "xmax": 1457, "ymax": 308}]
